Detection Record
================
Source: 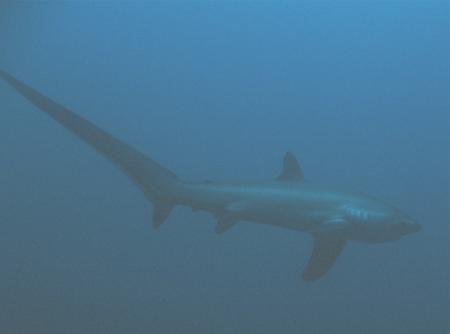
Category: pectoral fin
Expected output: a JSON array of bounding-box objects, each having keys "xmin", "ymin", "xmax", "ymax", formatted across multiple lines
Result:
[{"xmin": 302, "ymin": 235, "xmax": 346, "ymax": 282}]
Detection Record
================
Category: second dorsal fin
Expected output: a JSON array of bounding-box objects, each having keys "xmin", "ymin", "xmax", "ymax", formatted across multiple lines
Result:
[{"xmin": 277, "ymin": 152, "xmax": 304, "ymax": 181}]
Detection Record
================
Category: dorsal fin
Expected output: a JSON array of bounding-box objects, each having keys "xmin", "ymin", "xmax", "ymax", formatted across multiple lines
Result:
[{"xmin": 277, "ymin": 152, "xmax": 304, "ymax": 181}]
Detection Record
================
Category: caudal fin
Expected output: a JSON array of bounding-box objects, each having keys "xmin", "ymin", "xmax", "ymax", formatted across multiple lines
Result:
[{"xmin": 0, "ymin": 70, "xmax": 178, "ymax": 228}]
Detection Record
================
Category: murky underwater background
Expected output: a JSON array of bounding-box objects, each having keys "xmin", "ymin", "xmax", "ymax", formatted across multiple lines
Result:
[{"xmin": 0, "ymin": 1, "xmax": 448, "ymax": 333}]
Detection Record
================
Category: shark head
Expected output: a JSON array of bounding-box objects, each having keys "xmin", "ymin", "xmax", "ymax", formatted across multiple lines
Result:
[{"xmin": 341, "ymin": 198, "xmax": 421, "ymax": 243}]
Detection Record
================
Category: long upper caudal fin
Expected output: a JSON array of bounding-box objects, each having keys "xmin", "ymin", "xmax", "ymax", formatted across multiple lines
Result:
[
  {"xmin": 302, "ymin": 235, "xmax": 346, "ymax": 282},
  {"xmin": 277, "ymin": 151, "xmax": 304, "ymax": 181},
  {"xmin": 0, "ymin": 70, "xmax": 178, "ymax": 227}
]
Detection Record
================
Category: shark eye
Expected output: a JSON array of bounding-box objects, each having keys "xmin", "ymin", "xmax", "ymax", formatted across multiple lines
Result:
[{"xmin": 400, "ymin": 221, "xmax": 411, "ymax": 229}]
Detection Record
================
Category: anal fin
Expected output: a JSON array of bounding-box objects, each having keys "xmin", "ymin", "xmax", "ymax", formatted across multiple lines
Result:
[{"xmin": 215, "ymin": 218, "xmax": 236, "ymax": 234}]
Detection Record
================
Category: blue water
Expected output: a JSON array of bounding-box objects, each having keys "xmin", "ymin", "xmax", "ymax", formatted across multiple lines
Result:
[{"xmin": 0, "ymin": 2, "xmax": 448, "ymax": 333}]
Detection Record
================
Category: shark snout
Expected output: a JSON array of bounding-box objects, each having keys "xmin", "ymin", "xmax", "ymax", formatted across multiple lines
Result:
[
  {"xmin": 399, "ymin": 218, "xmax": 421, "ymax": 235},
  {"xmin": 410, "ymin": 221, "xmax": 422, "ymax": 233}
]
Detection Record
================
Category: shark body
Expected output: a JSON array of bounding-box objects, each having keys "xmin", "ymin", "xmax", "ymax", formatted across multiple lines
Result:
[{"xmin": 0, "ymin": 70, "xmax": 421, "ymax": 281}]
